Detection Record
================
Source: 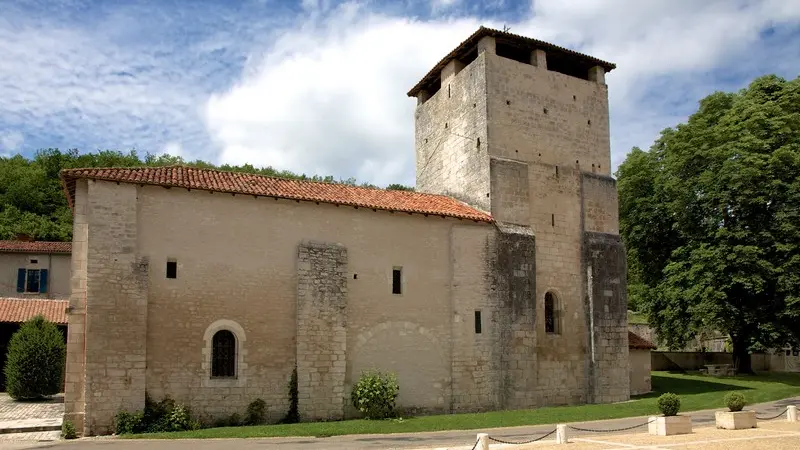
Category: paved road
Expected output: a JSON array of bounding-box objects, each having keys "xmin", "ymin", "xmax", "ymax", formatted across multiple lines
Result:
[{"xmin": 2, "ymin": 396, "xmax": 797, "ymax": 450}]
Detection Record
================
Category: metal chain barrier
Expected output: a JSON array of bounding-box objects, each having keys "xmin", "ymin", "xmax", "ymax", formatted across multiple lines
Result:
[
  {"xmin": 470, "ymin": 437, "xmax": 480, "ymax": 450},
  {"xmin": 486, "ymin": 427, "xmax": 557, "ymax": 445},
  {"xmin": 756, "ymin": 407, "xmax": 788, "ymax": 421},
  {"xmin": 567, "ymin": 418, "xmax": 656, "ymax": 433}
]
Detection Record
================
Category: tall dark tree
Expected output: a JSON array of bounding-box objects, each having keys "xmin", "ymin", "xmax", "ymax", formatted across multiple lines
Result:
[{"xmin": 617, "ymin": 75, "xmax": 800, "ymax": 373}]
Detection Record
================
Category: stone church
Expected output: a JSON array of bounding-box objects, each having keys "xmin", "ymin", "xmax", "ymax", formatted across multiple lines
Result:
[{"xmin": 61, "ymin": 27, "xmax": 629, "ymax": 436}]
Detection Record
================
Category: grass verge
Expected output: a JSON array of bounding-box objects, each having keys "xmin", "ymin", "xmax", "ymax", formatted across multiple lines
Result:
[{"xmin": 125, "ymin": 371, "xmax": 800, "ymax": 439}]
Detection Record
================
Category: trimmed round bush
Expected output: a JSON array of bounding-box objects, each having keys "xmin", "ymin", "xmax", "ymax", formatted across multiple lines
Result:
[
  {"xmin": 4, "ymin": 315, "xmax": 66, "ymax": 400},
  {"xmin": 725, "ymin": 392, "xmax": 746, "ymax": 412},
  {"xmin": 657, "ymin": 392, "xmax": 681, "ymax": 416},
  {"xmin": 351, "ymin": 370, "xmax": 399, "ymax": 420}
]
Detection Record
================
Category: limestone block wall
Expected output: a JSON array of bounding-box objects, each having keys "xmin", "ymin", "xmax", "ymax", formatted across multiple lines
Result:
[
  {"xmin": 581, "ymin": 174, "xmax": 619, "ymax": 235},
  {"xmin": 414, "ymin": 51, "xmax": 490, "ymax": 211},
  {"xmin": 449, "ymin": 225, "xmax": 500, "ymax": 412},
  {"xmin": 64, "ymin": 179, "xmax": 88, "ymax": 435},
  {"xmin": 489, "ymin": 224, "xmax": 537, "ymax": 409},
  {"xmin": 527, "ymin": 163, "xmax": 588, "ymax": 406},
  {"xmin": 484, "ymin": 51, "xmax": 611, "ymax": 176},
  {"xmin": 82, "ymin": 180, "xmax": 148, "ymax": 435},
  {"xmin": 131, "ymin": 185, "xmax": 478, "ymax": 424},
  {"xmin": 583, "ymin": 231, "xmax": 630, "ymax": 404},
  {"xmin": 296, "ymin": 241, "xmax": 348, "ymax": 421}
]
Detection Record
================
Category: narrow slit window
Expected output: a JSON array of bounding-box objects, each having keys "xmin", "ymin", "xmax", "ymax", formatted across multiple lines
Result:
[
  {"xmin": 474, "ymin": 311, "xmax": 482, "ymax": 334},
  {"xmin": 545, "ymin": 292, "xmax": 559, "ymax": 334},
  {"xmin": 166, "ymin": 260, "xmax": 177, "ymax": 279},
  {"xmin": 392, "ymin": 268, "xmax": 402, "ymax": 294}
]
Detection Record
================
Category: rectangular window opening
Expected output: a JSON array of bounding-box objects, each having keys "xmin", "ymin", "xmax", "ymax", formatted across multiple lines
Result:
[
  {"xmin": 392, "ymin": 268, "xmax": 402, "ymax": 294},
  {"xmin": 26, "ymin": 269, "xmax": 40, "ymax": 293},
  {"xmin": 29, "ymin": 259, "xmax": 38, "ymax": 264},
  {"xmin": 166, "ymin": 260, "xmax": 177, "ymax": 279},
  {"xmin": 474, "ymin": 311, "xmax": 482, "ymax": 334}
]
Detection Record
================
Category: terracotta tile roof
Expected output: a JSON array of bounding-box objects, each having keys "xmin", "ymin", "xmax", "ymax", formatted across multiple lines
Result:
[
  {"xmin": 60, "ymin": 166, "xmax": 494, "ymax": 223},
  {"xmin": 408, "ymin": 26, "xmax": 617, "ymax": 97},
  {"xmin": 0, "ymin": 298, "xmax": 68, "ymax": 325},
  {"xmin": 0, "ymin": 241, "xmax": 71, "ymax": 254},
  {"xmin": 629, "ymin": 331, "xmax": 657, "ymax": 350}
]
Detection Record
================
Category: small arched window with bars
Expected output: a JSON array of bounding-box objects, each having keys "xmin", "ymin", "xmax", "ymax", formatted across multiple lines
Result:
[{"xmin": 211, "ymin": 330, "xmax": 236, "ymax": 378}]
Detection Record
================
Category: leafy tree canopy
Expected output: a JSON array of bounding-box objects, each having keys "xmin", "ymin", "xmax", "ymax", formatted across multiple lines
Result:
[
  {"xmin": 617, "ymin": 74, "xmax": 800, "ymax": 372},
  {"xmin": 0, "ymin": 148, "xmax": 413, "ymax": 241}
]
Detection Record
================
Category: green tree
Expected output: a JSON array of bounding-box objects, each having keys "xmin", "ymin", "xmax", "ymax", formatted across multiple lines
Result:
[
  {"xmin": 617, "ymin": 74, "xmax": 800, "ymax": 373},
  {"xmin": 4, "ymin": 315, "xmax": 66, "ymax": 399}
]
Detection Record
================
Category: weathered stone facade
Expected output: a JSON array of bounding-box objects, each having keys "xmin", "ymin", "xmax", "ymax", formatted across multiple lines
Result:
[{"xmin": 64, "ymin": 27, "xmax": 629, "ymax": 436}]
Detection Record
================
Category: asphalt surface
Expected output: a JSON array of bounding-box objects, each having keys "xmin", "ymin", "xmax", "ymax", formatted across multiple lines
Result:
[{"xmin": 3, "ymin": 396, "xmax": 797, "ymax": 450}]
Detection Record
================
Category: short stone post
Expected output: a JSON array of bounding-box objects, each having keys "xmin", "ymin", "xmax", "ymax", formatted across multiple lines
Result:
[
  {"xmin": 788, "ymin": 405, "xmax": 797, "ymax": 422},
  {"xmin": 476, "ymin": 433, "xmax": 489, "ymax": 450},
  {"xmin": 556, "ymin": 424, "xmax": 569, "ymax": 444}
]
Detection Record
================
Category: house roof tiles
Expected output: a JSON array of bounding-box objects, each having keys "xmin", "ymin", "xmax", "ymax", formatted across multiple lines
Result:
[
  {"xmin": 629, "ymin": 331, "xmax": 657, "ymax": 350},
  {"xmin": 60, "ymin": 166, "xmax": 494, "ymax": 223},
  {"xmin": 0, "ymin": 298, "xmax": 69, "ymax": 325},
  {"xmin": 0, "ymin": 241, "xmax": 71, "ymax": 254}
]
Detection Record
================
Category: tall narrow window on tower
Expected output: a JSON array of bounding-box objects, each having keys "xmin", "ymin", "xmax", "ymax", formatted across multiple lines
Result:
[
  {"xmin": 545, "ymin": 292, "xmax": 559, "ymax": 334},
  {"xmin": 392, "ymin": 267, "xmax": 402, "ymax": 294}
]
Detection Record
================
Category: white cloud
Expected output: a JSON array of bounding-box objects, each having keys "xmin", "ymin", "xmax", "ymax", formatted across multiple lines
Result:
[
  {"xmin": 205, "ymin": 0, "xmax": 800, "ymax": 185},
  {"xmin": 0, "ymin": 130, "xmax": 24, "ymax": 153}
]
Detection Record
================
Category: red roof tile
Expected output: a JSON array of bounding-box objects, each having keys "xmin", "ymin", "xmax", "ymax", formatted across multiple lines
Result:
[
  {"xmin": 0, "ymin": 241, "xmax": 71, "ymax": 254},
  {"xmin": 0, "ymin": 298, "xmax": 69, "ymax": 325},
  {"xmin": 60, "ymin": 166, "xmax": 494, "ymax": 223},
  {"xmin": 629, "ymin": 331, "xmax": 656, "ymax": 350}
]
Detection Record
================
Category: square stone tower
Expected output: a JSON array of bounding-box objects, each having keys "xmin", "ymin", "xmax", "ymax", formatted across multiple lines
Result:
[{"xmin": 409, "ymin": 27, "xmax": 630, "ymax": 406}]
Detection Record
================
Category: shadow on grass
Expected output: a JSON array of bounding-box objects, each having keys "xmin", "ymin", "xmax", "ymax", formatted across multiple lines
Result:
[{"xmin": 632, "ymin": 374, "xmax": 753, "ymax": 400}]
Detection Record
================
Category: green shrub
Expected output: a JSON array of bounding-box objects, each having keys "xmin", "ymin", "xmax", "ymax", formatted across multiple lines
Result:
[
  {"xmin": 115, "ymin": 394, "xmax": 196, "ymax": 434},
  {"xmin": 114, "ymin": 411, "xmax": 143, "ymax": 435},
  {"xmin": 657, "ymin": 393, "xmax": 681, "ymax": 416},
  {"xmin": 61, "ymin": 419, "xmax": 77, "ymax": 439},
  {"xmin": 724, "ymin": 392, "xmax": 746, "ymax": 412},
  {"xmin": 167, "ymin": 404, "xmax": 191, "ymax": 431},
  {"xmin": 228, "ymin": 413, "xmax": 242, "ymax": 427},
  {"xmin": 245, "ymin": 398, "xmax": 267, "ymax": 425},
  {"xmin": 280, "ymin": 367, "xmax": 299, "ymax": 424},
  {"xmin": 351, "ymin": 370, "xmax": 399, "ymax": 420},
  {"xmin": 3, "ymin": 315, "xmax": 66, "ymax": 400}
]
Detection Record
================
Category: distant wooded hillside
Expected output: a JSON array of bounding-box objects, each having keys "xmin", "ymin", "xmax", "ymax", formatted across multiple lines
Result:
[{"xmin": 0, "ymin": 148, "xmax": 413, "ymax": 242}]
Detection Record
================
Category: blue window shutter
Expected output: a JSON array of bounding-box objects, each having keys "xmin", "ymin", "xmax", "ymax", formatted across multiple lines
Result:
[
  {"xmin": 40, "ymin": 269, "xmax": 48, "ymax": 293},
  {"xmin": 16, "ymin": 269, "xmax": 25, "ymax": 292}
]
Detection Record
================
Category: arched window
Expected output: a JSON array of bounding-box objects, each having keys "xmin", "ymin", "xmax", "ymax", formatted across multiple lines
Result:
[
  {"xmin": 211, "ymin": 330, "xmax": 236, "ymax": 378},
  {"xmin": 545, "ymin": 292, "xmax": 560, "ymax": 334}
]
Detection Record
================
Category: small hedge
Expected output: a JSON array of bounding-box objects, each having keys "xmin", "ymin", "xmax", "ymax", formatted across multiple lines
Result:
[
  {"xmin": 61, "ymin": 419, "xmax": 77, "ymax": 439},
  {"xmin": 4, "ymin": 315, "xmax": 66, "ymax": 400},
  {"xmin": 351, "ymin": 370, "xmax": 399, "ymax": 420},
  {"xmin": 115, "ymin": 395, "xmax": 271, "ymax": 434},
  {"xmin": 724, "ymin": 392, "xmax": 746, "ymax": 412},
  {"xmin": 657, "ymin": 392, "xmax": 681, "ymax": 416}
]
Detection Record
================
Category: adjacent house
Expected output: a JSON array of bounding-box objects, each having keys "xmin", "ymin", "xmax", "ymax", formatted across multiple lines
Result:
[
  {"xmin": 0, "ymin": 238, "xmax": 70, "ymax": 390},
  {"xmin": 628, "ymin": 331, "xmax": 656, "ymax": 395}
]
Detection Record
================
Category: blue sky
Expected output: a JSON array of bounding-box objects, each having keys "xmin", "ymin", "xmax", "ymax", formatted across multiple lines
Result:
[{"xmin": 1, "ymin": 0, "xmax": 799, "ymax": 187}]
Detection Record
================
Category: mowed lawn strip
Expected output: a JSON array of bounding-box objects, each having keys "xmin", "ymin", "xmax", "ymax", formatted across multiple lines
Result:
[{"xmin": 126, "ymin": 371, "xmax": 800, "ymax": 439}]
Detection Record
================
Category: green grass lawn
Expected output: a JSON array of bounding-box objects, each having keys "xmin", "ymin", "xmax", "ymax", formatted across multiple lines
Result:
[{"xmin": 127, "ymin": 371, "xmax": 800, "ymax": 439}]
